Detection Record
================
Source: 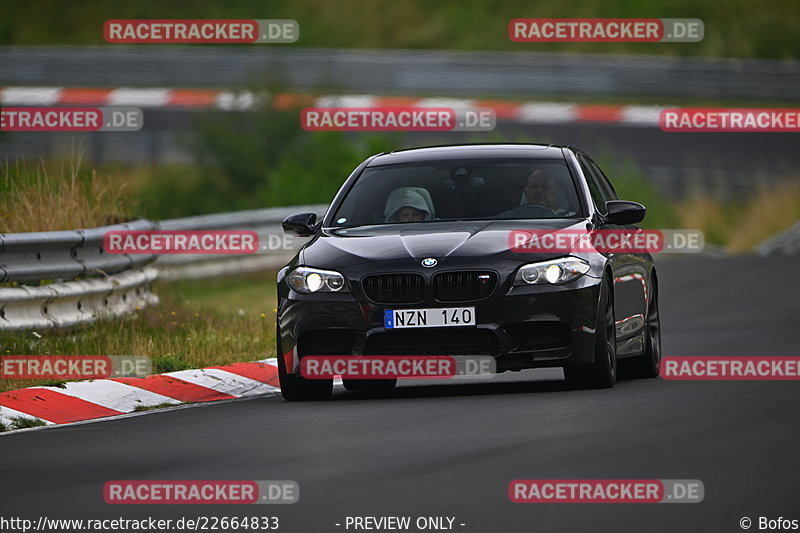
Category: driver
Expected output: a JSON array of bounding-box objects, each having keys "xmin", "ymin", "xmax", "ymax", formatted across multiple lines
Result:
[{"xmin": 522, "ymin": 169, "xmax": 560, "ymax": 210}]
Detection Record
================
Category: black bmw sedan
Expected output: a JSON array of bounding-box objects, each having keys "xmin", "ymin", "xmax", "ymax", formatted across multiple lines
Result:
[{"xmin": 276, "ymin": 144, "xmax": 661, "ymax": 400}]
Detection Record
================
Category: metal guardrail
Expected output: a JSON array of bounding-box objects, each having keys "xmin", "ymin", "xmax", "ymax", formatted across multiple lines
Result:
[
  {"xmin": 0, "ymin": 218, "xmax": 158, "ymax": 282},
  {"xmin": 154, "ymin": 204, "xmax": 325, "ymax": 280},
  {"xmin": 2, "ymin": 46, "xmax": 798, "ymax": 101},
  {"xmin": 0, "ymin": 268, "xmax": 159, "ymax": 330},
  {"xmin": 0, "ymin": 205, "xmax": 326, "ymax": 330},
  {"xmin": 756, "ymin": 220, "xmax": 800, "ymax": 256}
]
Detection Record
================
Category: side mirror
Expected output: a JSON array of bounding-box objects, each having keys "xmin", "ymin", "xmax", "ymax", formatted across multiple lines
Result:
[
  {"xmin": 603, "ymin": 201, "xmax": 646, "ymax": 225},
  {"xmin": 282, "ymin": 212, "xmax": 318, "ymax": 237}
]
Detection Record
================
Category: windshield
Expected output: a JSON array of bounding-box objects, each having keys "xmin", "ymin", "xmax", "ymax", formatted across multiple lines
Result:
[{"xmin": 330, "ymin": 158, "xmax": 583, "ymax": 227}]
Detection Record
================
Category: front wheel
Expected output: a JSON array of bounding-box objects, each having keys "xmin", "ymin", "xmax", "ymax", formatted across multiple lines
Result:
[
  {"xmin": 276, "ymin": 329, "xmax": 333, "ymax": 401},
  {"xmin": 621, "ymin": 276, "xmax": 661, "ymax": 379},
  {"xmin": 564, "ymin": 276, "xmax": 617, "ymax": 389}
]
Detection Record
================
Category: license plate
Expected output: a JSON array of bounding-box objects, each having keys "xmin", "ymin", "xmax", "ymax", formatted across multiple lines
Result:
[{"xmin": 384, "ymin": 307, "xmax": 476, "ymax": 329}]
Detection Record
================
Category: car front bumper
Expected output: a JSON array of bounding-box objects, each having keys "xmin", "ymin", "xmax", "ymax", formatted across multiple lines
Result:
[{"xmin": 277, "ymin": 270, "xmax": 603, "ymax": 375}]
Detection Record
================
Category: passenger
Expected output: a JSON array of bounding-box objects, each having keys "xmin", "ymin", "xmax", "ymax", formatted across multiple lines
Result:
[{"xmin": 384, "ymin": 188, "xmax": 434, "ymax": 223}]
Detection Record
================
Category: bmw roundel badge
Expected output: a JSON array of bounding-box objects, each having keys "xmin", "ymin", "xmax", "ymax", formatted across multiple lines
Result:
[{"xmin": 421, "ymin": 258, "xmax": 437, "ymax": 268}]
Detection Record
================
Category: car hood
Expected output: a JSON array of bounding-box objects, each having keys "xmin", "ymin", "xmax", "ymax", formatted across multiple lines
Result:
[{"xmin": 301, "ymin": 219, "xmax": 591, "ymax": 268}]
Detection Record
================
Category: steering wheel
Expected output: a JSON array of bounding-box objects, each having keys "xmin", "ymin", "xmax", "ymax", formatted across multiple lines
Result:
[{"xmin": 501, "ymin": 203, "xmax": 559, "ymax": 218}]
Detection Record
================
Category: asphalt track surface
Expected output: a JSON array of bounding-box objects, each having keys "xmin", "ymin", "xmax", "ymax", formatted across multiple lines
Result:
[{"xmin": 1, "ymin": 254, "xmax": 799, "ymax": 532}]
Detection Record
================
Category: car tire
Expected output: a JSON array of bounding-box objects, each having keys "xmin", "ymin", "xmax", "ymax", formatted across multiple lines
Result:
[
  {"xmin": 621, "ymin": 275, "xmax": 661, "ymax": 379},
  {"xmin": 564, "ymin": 276, "xmax": 617, "ymax": 389},
  {"xmin": 276, "ymin": 327, "xmax": 333, "ymax": 401},
  {"xmin": 343, "ymin": 379, "xmax": 397, "ymax": 391}
]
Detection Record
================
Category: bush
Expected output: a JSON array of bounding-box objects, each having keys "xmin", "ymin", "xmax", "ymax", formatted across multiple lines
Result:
[
  {"xmin": 264, "ymin": 132, "xmax": 398, "ymax": 206},
  {"xmin": 180, "ymin": 102, "xmax": 400, "ymax": 213}
]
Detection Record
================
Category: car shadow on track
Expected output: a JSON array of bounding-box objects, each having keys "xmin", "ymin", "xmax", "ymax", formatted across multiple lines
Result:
[{"xmin": 330, "ymin": 371, "xmax": 642, "ymax": 402}]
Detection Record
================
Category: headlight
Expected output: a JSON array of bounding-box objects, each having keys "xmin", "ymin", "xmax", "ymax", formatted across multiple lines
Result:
[
  {"xmin": 286, "ymin": 267, "xmax": 349, "ymax": 294},
  {"xmin": 513, "ymin": 257, "xmax": 591, "ymax": 286}
]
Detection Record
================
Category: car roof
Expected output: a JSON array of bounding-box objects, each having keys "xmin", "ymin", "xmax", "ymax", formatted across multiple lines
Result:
[{"xmin": 367, "ymin": 143, "xmax": 567, "ymax": 166}]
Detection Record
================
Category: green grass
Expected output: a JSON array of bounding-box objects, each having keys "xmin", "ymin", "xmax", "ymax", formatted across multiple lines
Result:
[
  {"xmin": 2, "ymin": 0, "xmax": 799, "ymax": 59},
  {"xmin": 8, "ymin": 416, "xmax": 48, "ymax": 429},
  {"xmin": 133, "ymin": 402, "xmax": 184, "ymax": 412},
  {"xmin": 150, "ymin": 356, "xmax": 193, "ymax": 373},
  {"xmin": 0, "ymin": 157, "xmax": 137, "ymax": 233},
  {"xmin": 676, "ymin": 180, "xmax": 800, "ymax": 251},
  {"xmin": 40, "ymin": 380, "xmax": 67, "ymax": 388},
  {"xmin": 0, "ymin": 271, "xmax": 278, "ymax": 393}
]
